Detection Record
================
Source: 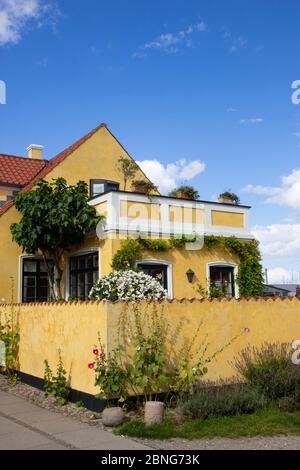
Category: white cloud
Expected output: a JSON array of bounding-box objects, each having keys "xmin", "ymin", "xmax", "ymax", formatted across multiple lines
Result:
[
  {"xmin": 134, "ymin": 21, "xmax": 207, "ymax": 57},
  {"xmin": 240, "ymin": 118, "xmax": 264, "ymax": 124},
  {"xmin": 0, "ymin": 0, "xmax": 59, "ymax": 46},
  {"xmin": 242, "ymin": 184, "xmax": 281, "ymax": 196},
  {"xmin": 252, "ymin": 224, "xmax": 300, "ymax": 257},
  {"xmin": 222, "ymin": 29, "xmax": 247, "ymax": 53},
  {"xmin": 136, "ymin": 159, "xmax": 206, "ymax": 194},
  {"xmin": 243, "ymin": 168, "xmax": 300, "ymax": 210},
  {"xmin": 266, "ymin": 267, "xmax": 300, "ymax": 285}
]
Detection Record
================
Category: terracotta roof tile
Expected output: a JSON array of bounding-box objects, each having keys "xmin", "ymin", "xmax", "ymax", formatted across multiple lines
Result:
[
  {"xmin": 0, "ymin": 123, "xmax": 105, "ymax": 216},
  {"xmin": 0, "ymin": 154, "xmax": 48, "ymax": 186}
]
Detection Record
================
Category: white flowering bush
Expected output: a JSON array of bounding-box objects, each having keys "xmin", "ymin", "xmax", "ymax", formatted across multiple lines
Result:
[{"xmin": 89, "ymin": 270, "xmax": 167, "ymax": 302}]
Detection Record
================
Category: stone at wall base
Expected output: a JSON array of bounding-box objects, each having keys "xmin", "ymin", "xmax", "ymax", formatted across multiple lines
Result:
[
  {"xmin": 144, "ymin": 401, "xmax": 164, "ymax": 427},
  {"xmin": 102, "ymin": 407, "xmax": 124, "ymax": 427}
]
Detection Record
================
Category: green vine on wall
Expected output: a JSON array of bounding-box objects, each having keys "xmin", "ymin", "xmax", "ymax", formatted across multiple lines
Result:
[
  {"xmin": 203, "ymin": 235, "xmax": 264, "ymax": 297},
  {"xmin": 111, "ymin": 235, "xmax": 264, "ymax": 297},
  {"xmin": 111, "ymin": 235, "xmax": 197, "ymax": 271}
]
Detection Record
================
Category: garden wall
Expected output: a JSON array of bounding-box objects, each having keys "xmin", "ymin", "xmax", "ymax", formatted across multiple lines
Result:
[{"xmin": 1, "ymin": 298, "xmax": 300, "ymax": 396}]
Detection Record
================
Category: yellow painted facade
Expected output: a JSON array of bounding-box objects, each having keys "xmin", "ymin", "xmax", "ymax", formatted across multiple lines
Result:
[
  {"xmin": 169, "ymin": 206, "xmax": 205, "ymax": 224},
  {"xmin": 2, "ymin": 298, "xmax": 300, "ymax": 395},
  {"xmin": 0, "ymin": 126, "xmax": 149, "ymax": 303},
  {"xmin": 211, "ymin": 210, "xmax": 244, "ymax": 228},
  {"xmin": 0, "ymin": 124, "xmax": 250, "ymax": 303},
  {"xmin": 120, "ymin": 200, "xmax": 161, "ymax": 221}
]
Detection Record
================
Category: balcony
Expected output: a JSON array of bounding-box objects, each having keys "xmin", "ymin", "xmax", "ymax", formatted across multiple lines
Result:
[{"xmin": 88, "ymin": 190, "xmax": 253, "ymax": 240}]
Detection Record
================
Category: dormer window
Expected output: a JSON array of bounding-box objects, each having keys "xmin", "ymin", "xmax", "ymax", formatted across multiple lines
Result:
[{"xmin": 90, "ymin": 179, "xmax": 119, "ymax": 198}]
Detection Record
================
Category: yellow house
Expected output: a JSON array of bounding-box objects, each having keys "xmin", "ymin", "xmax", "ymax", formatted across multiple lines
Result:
[{"xmin": 0, "ymin": 123, "xmax": 254, "ymax": 303}]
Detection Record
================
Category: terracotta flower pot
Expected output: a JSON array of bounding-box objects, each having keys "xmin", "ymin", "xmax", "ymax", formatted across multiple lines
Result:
[
  {"xmin": 144, "ymin": 401, "xmax": 164, "ymax": 427},
  {"xmin": 176, "ymin": 190, "xmax": 193, "ymax": 200},
  {"xmin": 218, "ymin": 196, "xmax": 235, "ymax": 204},
  {"xmin": 132, "ymin": 185, "xmax": 147, "ymax": 194}
]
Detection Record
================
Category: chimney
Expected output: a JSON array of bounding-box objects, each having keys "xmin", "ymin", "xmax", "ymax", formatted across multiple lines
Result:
[
  {"xmin": 27, "ymin": 144, "xmax": 43, "ymax": 160},
  {"xmin": 296, "ymin": 286, "xmax": 300, "ymax": 297}
]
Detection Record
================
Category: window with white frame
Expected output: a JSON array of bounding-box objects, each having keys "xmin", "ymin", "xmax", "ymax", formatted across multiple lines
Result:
[
  {"xmin": 209, "ymin": 265, "xmax": 235, "ymax": 297},
  {"xmin": 69, "ymin": 252, "xmax": 99, "ymax": 300},
  {"xmin": 22, "ymin": 258, "xmax": 50, "ymax": 302}
]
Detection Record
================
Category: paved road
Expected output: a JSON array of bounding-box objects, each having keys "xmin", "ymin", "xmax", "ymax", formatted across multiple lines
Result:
[{"xmin": 0, "ymin": 390, "xmax": 151, "ymax": 450}]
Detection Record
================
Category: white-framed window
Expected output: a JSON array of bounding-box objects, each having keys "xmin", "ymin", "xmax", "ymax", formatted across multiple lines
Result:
[
  {"xmin": 66, "ymin": 248, "xmax": 100, "ymax": 300},
  {"xmin": 206, "ymin": 262, "xmax": 239, "ymax": 298},
  {"xmin": 19, "ymin": 256, "xmax": 51, "ymax": 303},
  {"xmin": 136, "ymin": 259, "xmax": 173, "ymax": 298}
]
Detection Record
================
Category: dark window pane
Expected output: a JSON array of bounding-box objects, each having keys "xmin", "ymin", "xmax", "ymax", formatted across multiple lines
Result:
[
  {"xmin": 69, "ymin": 253, "xmax": 99, "ymax": 300},
  {"xmin": 138, "ymin": 264, "xmax": 168, "ymax": 290},
  {"xmin": 70, "ymin": 258, "xmax": 77, "ymax": 270},
  {"xmin": 23, "ymin": 258, "xmax": 51, "ymax": 302},
  {"xmin": 39, "ymin": 261, "xmax": 48, "ymax": 274},
  {"xmin": 24, "ymin": 261, "xmax": 37, "ymax": 273},
  {"xmin": 210, "ymin": 266, "xmax": 235, "ymax": 297},
  {"xmin": 86, "ymin": 255, "xmax": 93, "ymax": 268},
  {"xmin": 93, "ymin": 254, "xmax": 98, "ymax": 268},
  {"xmin": 106, "ymin": 183, "xmax": 119, "ymax": 192},
  {"xmin": 78, "ymin": 257, "xmax": 86, "ymax": 269}
]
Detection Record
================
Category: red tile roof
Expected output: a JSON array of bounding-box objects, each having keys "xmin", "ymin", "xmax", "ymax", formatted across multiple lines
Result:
[
  {"xmin": 0, "ymin": 123, "xmax": 105, "ymax": 216},
  {"xmin": 0, "ymin": 154, "xmax": 48, "ymax": 186}
]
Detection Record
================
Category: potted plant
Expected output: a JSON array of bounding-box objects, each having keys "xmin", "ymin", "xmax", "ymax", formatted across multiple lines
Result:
[
  {"xmin": 218, "ymin": 190, "xmax": 240, "ymax": 205},
  {"xmin": 131, "ymin": 179, "xmax": 158, "ymax": 196},
  {"xmin": 169, "ymin": 185, "xmax": 200, "ymax": 200},
  {"xmin": 118, "ymin": 156, "xmax": 139, "ymax": 191}
]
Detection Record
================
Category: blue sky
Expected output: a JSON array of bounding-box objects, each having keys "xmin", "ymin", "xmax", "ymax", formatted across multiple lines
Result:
[{"xmin": 1, "ymin": 0, "xmax": 300, "ymax": 283}]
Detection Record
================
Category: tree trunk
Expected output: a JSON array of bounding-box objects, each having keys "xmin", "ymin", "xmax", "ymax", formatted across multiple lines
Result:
[
  {"xmin": 42, "ymin": 253, "xmax": 62, "ymax": 300},
  {"xmin": 42, "ymin": 253, "xmax": 55, "ymax": 300},
  {"xmin": 53, "ymin": 264, "xmax": 62, "ymax": 300}
]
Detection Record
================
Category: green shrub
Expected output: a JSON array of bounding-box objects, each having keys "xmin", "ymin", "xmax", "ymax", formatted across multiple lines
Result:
[
  {"xmin": 277, "ymin": 396, "xmax": 300, "ymax": 413},
  {"xmin": 234, "ymin": 342, "xmax": 300, "ymax": 400},
  {"xmin": 179, "ymin": 385, "xmax": 266, "ymax": 419}
]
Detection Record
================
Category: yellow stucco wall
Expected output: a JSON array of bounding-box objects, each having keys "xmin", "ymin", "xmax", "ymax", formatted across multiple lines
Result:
[
  {"xmin": 120, "ymin": 201, "xmax": 161, "ymax": 221},
  {"xmin": 108, "ymin": 299, "xmax": 300, "ymax": 383},
  {"xmin": 0, "ymin": 126, "xmax": 149, "ymax": 302},
  {"xmin": 169, "ymin": 206, "xmax": 205, "ymax": 224},
  {"xmin": 0, "ymin": 302, "xmax": 107, "ymax": 394},
  {"xmin": 211, "ymin": 210, "xmax": 244, "ymax": 228},
  {"xmin": 109, "ymin": 237, "xmax": 239, "ymax": 298},
  {"xmin": 2, "ymin": 298, "xmax": 300, "ymax": 395},
  {"xmin": 0, "ymin": 206, "xmax": 23, "ymax": 303}
]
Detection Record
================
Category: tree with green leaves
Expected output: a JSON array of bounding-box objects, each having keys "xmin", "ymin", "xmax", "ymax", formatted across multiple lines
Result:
[
  {"xmin": 11, "ymin": 178, "xmax": 103, "ymax": 300},
  {"xmin": 118, "ymin": 156, "xmax": 139, "ymax": 191}
]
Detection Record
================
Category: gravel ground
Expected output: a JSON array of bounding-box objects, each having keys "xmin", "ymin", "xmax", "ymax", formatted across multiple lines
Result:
[{"xmin": 139, "ymin": 435, "xmax": 300, "ymax": 450}]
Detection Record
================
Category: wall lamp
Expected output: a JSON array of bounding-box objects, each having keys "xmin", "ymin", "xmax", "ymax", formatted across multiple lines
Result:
[{"xmin": 186, "ymin": 269, "xmax": 195, "ymax": 283}]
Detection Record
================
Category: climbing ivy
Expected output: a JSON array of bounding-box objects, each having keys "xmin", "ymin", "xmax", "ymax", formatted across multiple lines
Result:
[
  {"xmin": 112, "ymin": 235, "xmax": 198, "ymax": 271},
  {"xmin": 111, "ymin": 235, "xmax": 264, "ymax": 297}
]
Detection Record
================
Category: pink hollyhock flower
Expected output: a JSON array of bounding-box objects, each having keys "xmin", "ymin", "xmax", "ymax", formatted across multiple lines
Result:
[
  {"xmin": 244, "ymin": 327, "xmax": 251, "ymax": 333},
  {"xmin": 88, "ymin": 363, "xmax": 95, "ymax": 369},
  {"xmin": 93, "ymin": 348, "xmax": 99, "ymax": 356}
]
